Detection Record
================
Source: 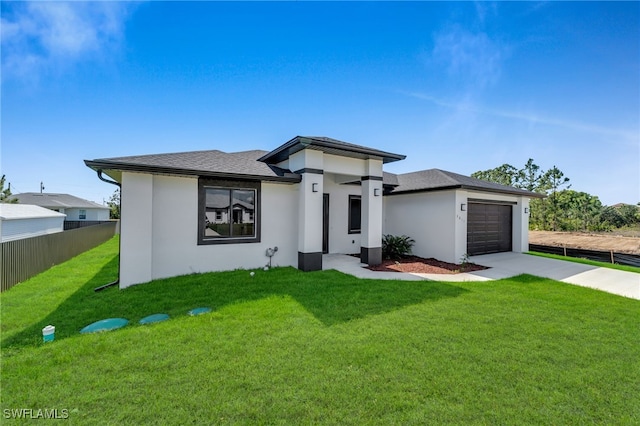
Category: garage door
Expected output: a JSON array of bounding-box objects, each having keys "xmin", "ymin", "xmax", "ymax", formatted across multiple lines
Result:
[{"xmin": 467, "ymin": 203, "xmax": 512, "ymax": 255}]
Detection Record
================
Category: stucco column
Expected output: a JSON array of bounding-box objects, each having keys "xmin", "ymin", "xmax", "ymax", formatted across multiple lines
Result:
[
  {"xmin": 290, "ymin": 150, "xmax": 324, "ymax": 271},
  {"xmin": 120, "ymin": 172, "xmax": 153, "ymax": 288},
  {"xmin": 361, "ymin": 159, "xmax": 383, "ymax": 266},
  {"xmin": 513, "ymin": 197, "xmax": 530, "ymax": 252}
]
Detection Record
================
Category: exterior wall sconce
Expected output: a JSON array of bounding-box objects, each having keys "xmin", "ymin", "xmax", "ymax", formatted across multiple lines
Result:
[
  {"xmin": 312, "ymin": 183, "xmax": 318, "ymax": 193},
  {"xmin": 524, "ymin": 207, "xmax": 529, "ymax": 214},
  {"xmin": 374, "ymin": 188, "xmax": 380, "ymax": 197},
  {"xmin": 460, "ymin": 203, "xmax": 467, "ymax": 211}
]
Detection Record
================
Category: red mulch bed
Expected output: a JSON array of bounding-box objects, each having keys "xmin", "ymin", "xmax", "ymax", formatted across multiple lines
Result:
[{"xmin": 367, "ymin": 256, "xmax": 489, "ymax": 274}]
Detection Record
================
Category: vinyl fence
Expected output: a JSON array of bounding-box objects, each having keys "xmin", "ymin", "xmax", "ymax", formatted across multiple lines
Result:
[
  {"xmin": 529, "ymin": 244, "xmax": 640, "ymax": 268},
  {"xmin": 0, "ymin": 221, "xmax": 117, "ymax": 292}
]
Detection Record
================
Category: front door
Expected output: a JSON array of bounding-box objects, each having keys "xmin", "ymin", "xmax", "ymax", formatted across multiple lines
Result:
[{"xmin": 322, "ymin": 194, "xmax": 329, "ymax": 254}]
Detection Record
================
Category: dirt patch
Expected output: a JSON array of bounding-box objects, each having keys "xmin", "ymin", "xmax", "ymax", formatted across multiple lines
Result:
[
  {"xmin": 367, "ymin": 256, "xmax": 488, "ymax": 274},
  {"xmin": 529, "ymin": 231, "xmax": 640, "ymax": 255}
]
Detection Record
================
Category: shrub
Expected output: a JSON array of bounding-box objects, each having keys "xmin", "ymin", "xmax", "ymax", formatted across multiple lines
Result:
[{"xmin": 382, "ymin": 234, "xmax": 415, "ymax": 260}]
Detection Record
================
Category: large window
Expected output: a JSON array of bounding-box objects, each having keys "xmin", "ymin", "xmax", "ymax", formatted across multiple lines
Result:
[
  {"xmin": 198, "ymin": 179, "xmax": 260, "ymax": 245},
  {"xmin": 79, "ymin": 209, "xmax": 87, "ymax": 220},
  {"xmin": 348, "ymin": 195, "xmax": 361, "ymax": 234}
]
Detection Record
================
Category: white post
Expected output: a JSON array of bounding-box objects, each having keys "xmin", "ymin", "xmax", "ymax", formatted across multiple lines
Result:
[
  {"xmin": 290, "ymin": 150, "xmax": 324, "ymax": 271},
  {"xmin": 361, "ymin": 159, "xmax": 383, "ymax": 265}
]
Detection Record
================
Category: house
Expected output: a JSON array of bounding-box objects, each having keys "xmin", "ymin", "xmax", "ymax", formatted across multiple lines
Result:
[
  {"xmin": 11, "ymin": 193, "xmax": 110, "ymax": 221},
  {"xmin": 85, "ymin": 136, "xmax": 542, "ymax": 288},
  {"xmin": 0, "ymin": 204, "xmax": 66, "ymax": 242}
]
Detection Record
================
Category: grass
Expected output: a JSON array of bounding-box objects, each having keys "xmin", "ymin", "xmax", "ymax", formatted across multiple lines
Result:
[
  {"xmin": 2, "ymin": 237, "xmax": 639, "ymax": 424},
  {"xmin": 528, "ymin": 250, "xmax": 640, "ymax": 273}
]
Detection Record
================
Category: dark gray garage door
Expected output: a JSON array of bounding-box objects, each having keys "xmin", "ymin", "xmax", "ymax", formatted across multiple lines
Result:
[{"xmin": 467, "ymin": 203, "xmax": 512, "ymax": 255}]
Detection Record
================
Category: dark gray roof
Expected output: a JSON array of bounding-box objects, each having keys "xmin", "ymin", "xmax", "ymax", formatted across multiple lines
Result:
[
  {"xmin": 11, "ymin": 193, "xmax": 109, "ymax": 209},
  {"xmin": 382, "ymin": 171, "xmax": 399, "ymax": 187},
  {"xmin": 386, "ymin": 169, "xmax": 544, "ymax": 198},
  {"xmin": 85, "ymin": 149, "xmax": 301, "ymax": 183},
  {"xmin": 258, "ymin": 136, "xmax": 406, "ymax": 165}
]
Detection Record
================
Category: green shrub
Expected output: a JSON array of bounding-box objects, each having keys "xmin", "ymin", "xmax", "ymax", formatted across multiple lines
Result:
[{"xmin": 382, "ymin": 234, "xmax": 415, "ymax": 260}]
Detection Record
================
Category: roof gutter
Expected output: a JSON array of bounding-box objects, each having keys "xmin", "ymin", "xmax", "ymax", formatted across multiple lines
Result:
[{"xmin": 94, "ymin": 169, "xmax": 121, "ymax": 292}]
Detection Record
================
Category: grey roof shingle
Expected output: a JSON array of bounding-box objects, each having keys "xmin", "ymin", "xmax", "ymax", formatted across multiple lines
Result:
[
  {"xmin": 386, "ymin": 169, "xmax": 544, "ymax": 197},
  {"xmin": 85, "ymin": 149, "xmax": 300, "ymax": 182},
  {"xmin": 11, "ymin": 193, "xmax": 109, "ymax": 209},
  {"xmin": 258, "ymin": 136, "xmax": 406, "ymax": 165}
]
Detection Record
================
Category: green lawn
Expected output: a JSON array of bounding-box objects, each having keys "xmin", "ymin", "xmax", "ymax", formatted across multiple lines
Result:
[
  {"xmin": 2, "ymin": 237, "xmax": 639, "ymax": 424},
  {"xmin": 528, "ymin": 250, "xmax": 640, "ymax": 273}
]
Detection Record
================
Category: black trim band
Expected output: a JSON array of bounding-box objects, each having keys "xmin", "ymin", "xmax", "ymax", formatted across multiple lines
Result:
[
  {"xmin": 361, "ymin": 246, "xmax": 382, "ymax": 266},
  {"xmin": 361, "ymin": 175, "xmax": 383, "ymax": 181},
  {"xmin": 298, "ymin": 252, "xmax": 323, "ymax": 271},
  {"xmin": 294, "ymin": 168, "xmax": 324, "ymax": 175}
]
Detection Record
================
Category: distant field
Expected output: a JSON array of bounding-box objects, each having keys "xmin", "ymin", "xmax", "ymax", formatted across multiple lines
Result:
[{"xmin": 529, "ymin": 230, "xmax": 640, "ymax": 254}]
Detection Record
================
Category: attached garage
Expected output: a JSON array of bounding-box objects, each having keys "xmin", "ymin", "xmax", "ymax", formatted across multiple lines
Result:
[{"xmin": 467, "ymin": 202, "xmax": 513, "ymax": 255}]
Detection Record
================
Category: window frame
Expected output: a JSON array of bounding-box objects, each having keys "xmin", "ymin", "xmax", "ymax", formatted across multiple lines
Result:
[
  {"xmin": 79, "ymin": 209, "xmax": 87, "ymax": 220},
  {"xmin": 198, "ymin": 178, "xmax": 261, "ymax": 245},
  {"xmin": 348, "ymin": 195, "xmax": 361, "ymax": 234}
]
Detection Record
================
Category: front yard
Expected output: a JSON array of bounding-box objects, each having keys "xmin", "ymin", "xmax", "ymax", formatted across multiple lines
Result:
[{"xmin": 1, "ymin": 237, "xmax": 639, "ymax": 424}]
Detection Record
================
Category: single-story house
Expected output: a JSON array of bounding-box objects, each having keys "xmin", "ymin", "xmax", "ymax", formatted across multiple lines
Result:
[
  {"xmin": 11, "ymin": 193, "xmax": 110, "ymax": 221},
  {"xmin": 0, "ymin": 204, "xmax": 66, "ymax": 242},
  {"xmin": 85, "ymin": 136, "xmax": 542, "ymax": 288}
]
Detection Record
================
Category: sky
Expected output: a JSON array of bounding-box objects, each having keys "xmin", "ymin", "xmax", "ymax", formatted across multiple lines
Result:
[{"xmin": 1, "ymin": 1, "xmax": 638, "ymax": 206}]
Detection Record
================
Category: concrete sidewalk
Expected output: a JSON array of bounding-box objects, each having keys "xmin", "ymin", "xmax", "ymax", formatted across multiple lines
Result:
[{"xmin": 322, "ymin": 253, "xmax": 640, "ymax": 300}]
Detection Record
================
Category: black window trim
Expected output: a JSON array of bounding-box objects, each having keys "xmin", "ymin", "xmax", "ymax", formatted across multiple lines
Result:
[
  {"xmin": 348, "ymin": 194, "xmax": 361, "ymax": 234},
  {"xmin": 198, "ymin": 178, "xmax": 261, "ymax": 245}
]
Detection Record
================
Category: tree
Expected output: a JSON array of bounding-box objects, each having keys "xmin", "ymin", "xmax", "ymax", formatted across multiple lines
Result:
[
  {"xmin": 471, "ymin": 164, "xmax": 519, "ymax": 187},
  {"xmin": 541, "ymin": 166, "xmax": 571, "ymax": 231},
  {"xmin": 107, "ymin": 189, "xmax": 121, "ymax": 219},
  {"xmin": 0, "ymin": 175, "xmax": 18, "ymax": 203}
]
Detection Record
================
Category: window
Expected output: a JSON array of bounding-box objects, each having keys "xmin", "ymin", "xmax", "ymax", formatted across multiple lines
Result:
[
  {"xmin": 348, "ymin": 195, "xmax": 361, "ymax": 234},
  {"xmin": 198, "ymin": 178, "xmax": 260, "ymax": 245},
  {"xmin": 79, "ymin": 209, "xmax": 87, "ymax": 220}
]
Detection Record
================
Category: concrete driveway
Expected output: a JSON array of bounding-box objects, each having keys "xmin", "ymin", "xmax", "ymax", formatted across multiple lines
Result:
[
  {"xmin": 467, "ymin": 252, "xmax": 639, "ymax": 300},
  {"xmin": 323, "ymin": 252, "xmax": 639, "ymax": 300}
]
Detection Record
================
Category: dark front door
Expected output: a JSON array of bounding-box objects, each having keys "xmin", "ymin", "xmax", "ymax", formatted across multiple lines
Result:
[
  {"xmin": 322, "ymin": 194, "xmax": 329, "ymax": 254},
  {"xmin": 467, "ymin": 203, "xmax": 512, "ymax": 255}
]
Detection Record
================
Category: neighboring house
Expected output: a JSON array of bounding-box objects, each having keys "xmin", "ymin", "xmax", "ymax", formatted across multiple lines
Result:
[
  {"xmin": 11, "ymin": 193, "xmax": 110, "ymax": 221},
  {"xmin": 0, "ymin": 204, "xmax": 66, "ymax": 242},
  {"xmin": 85, "ymin": 136, "xmax": 543, "ymax": 288}
]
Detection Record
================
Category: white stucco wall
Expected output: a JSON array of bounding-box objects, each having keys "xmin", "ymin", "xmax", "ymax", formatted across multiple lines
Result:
[
  {"xmin": 384, "ymin": 190, "xmax": 459, "ymax": 263},
  {"xmin": 323, "ymin": 173, "xmax": 362, "ymax": 254},
  {"xmin": 119, "ymin": 172, "xmax": 298, "ymax": 288}
]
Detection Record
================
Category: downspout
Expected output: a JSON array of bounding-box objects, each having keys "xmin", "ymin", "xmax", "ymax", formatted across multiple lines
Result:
[{"xmin": 94, "ymin": 170, "xmax": 121, "ymax": 292}]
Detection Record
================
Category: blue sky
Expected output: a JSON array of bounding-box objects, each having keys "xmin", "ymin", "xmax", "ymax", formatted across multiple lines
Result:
[{"xmin": 2, "ymin": 1, "xmax": 638, "ymax": 206}]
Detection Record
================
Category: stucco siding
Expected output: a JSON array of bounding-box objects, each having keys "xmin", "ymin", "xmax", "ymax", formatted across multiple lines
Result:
[
  {"xmin": 323, "ymin": 173, "xmax": 362, "ymax": 254},
  {"xmin": 384, "ymin": 190, "xmax": 458, "ymax": 263},
  {"xmin": 119, "ymin": 173, "xmax": 298, "ymax": 288}
]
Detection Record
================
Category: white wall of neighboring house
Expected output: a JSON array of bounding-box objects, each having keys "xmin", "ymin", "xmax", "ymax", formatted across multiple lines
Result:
[
  {"xmin": 63, "ymin": 208, "xmax": 110, "ymax": 221},
  {"xmin": 0, "ymin": 205, "xmax": 66, "ymax": 242},
  {"xmin": 119, "ymin": 172, "xmax": 298, "ymax": 288}
]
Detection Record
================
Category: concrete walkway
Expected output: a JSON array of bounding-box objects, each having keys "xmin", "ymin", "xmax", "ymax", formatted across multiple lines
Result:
[{"xmin": 322, "ymin": 253, "xmax": 640, "ymax": 300}]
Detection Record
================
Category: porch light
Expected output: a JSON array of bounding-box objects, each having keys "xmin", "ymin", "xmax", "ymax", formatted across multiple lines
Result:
[
  {"xmin": 312, "ymin": 183, "xmax": 318, "ymax": 193},
  {"xmin": 374, "ymin": 188, "xmax": 380, "ymax": 197},
  {"xmin": 460, "ymin": 203, "xmax": 467, "ymax": 211},
  {"xmin": 524, "ymin": 207, "xmax": 529, "ymax": 214}
]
